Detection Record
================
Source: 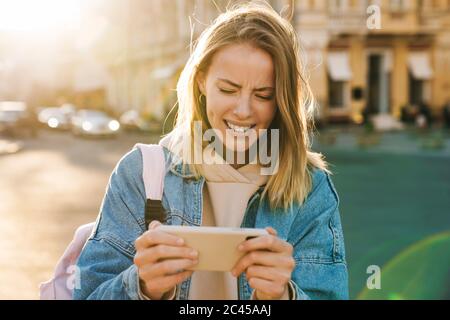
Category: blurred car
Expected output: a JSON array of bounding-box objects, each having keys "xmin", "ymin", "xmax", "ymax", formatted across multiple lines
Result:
[
  {"xmin": 71, "ymin": 109, "xmax": 121, "ymax": 137},
  {"xmin": 119, "ymin": 110, "xmax": 141, "ymax": 130},
  {"xmin": 38, "ymin": 107, "xmax": 75, "ymax": 130},
  {"xmin": 119, "ymin": 110, "xmax": 162, "ymax": 133},
  {"xmin": 0, "ymin": 101, "xmax": 38, "ymax": 138}
]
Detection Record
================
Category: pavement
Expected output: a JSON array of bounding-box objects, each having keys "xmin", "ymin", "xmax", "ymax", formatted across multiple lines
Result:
[
  {"xmin": 1, "ymin": 126, "xmax": 449, "ymax": 299},
  {"xmin": 0, "ymin": 129, "xmax": 160, "ymax": 299}
]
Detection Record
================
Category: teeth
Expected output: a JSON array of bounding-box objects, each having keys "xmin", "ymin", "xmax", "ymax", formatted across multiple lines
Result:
[{"xmin": 226, "ymin": 121, "xmax": 253, "ymax": 133}]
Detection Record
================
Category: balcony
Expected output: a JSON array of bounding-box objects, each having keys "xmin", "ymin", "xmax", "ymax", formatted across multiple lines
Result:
[
  {"xmin": 418, "ymin": 1, "xmax": 450, "ymax": 33},
  {"xmin": 327, "ymin": 5, "xmax": 369, "ymax": 35}
]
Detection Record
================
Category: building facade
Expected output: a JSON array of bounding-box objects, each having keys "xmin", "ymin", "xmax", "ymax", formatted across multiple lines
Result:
[
  {"xmin": 295, "ymin": 0, "xmax": 450, "ymax": 123},
  {"xmin": 74, "ymin": 0, "xmax": 229, "ymax": 119},
  {"xmin": 74, "ymin": 0, "xmax": 450, "ymax": 123}
]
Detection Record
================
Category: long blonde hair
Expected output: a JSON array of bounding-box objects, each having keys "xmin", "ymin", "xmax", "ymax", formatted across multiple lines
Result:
[{"xmin": 167, "ymin": 1, "xmax": 328, "ymax": 210}]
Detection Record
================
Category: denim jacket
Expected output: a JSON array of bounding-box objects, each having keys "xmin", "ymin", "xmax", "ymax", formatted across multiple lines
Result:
[{"xmin": 73, "ymin": 146, "xmax": 349, "ymax": 300}]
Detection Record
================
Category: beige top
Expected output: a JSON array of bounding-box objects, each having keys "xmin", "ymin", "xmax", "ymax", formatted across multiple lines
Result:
[{"xmin": 188, "ymin": 145, "xmax": 269, "ymax": 300}]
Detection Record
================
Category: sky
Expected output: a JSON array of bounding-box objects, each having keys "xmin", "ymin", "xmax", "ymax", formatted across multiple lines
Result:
[{"xmin": 0, "ymin": 0, "xmax": 83, "ymax": 33}]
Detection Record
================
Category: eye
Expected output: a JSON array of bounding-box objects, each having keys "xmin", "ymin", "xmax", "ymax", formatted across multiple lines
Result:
[
  {"xmin": 256, "ymin": 94, "xmax": 273, "ymax": 101},
  {"xmin": 219, "ymin": 88, "xmax": 235, "ymax": 94}
]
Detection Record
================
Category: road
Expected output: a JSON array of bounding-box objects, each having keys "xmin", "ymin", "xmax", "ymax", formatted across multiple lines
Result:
[
  {"xmin": 2, "ymin": 127, "xmax": 449, "ymax": 299},
  {"xmin": 0, "ymin": 130, "xmax": 160, "ymax": 299}
]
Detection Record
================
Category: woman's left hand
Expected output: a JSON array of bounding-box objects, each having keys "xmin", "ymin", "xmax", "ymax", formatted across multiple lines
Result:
[{"xmin": 231, "ymin": 227, "xmax": 295, "ymax": 300}]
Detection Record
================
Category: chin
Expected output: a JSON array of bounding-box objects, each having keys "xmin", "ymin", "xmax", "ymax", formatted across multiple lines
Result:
[{"xmin": 224, "ymin": 135, "xmax": 259, "ymax": 153}]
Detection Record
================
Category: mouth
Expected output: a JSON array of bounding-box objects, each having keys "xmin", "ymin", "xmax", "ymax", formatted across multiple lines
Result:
[{"xmin": 224, "ymin": 120, "xmax": 256, "ymax": 134}]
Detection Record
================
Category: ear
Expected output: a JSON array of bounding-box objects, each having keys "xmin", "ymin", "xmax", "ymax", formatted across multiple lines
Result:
[{"xmin": 196, "ymin": 71, "xmax": 206, "ymax": 95}]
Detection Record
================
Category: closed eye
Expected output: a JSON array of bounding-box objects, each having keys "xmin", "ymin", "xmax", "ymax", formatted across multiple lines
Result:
[
  {"xmin": 256, "ymin": 95, "xmax": 273, "ymax": 101},
  {"xmin": 219, "ymin": 88, "xmax": 235, "ymax": 94},
  {"xmin": 219, "ymin": 88, "xmax": 273, "ymax": 100}
]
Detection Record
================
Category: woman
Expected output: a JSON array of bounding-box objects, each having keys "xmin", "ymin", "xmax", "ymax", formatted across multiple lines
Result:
[{"xmin": 74, "ymin": 2, "xmax": 348, "ymax": 300}]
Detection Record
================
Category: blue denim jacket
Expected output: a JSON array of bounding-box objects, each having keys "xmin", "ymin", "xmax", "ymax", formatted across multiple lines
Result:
[{"xmin": 73, "ymin": 146, "xmax": 349, "ymax": 300}]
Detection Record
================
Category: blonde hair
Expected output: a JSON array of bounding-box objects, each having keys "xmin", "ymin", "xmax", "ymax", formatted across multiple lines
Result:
[{"xmin": 167, "ymin": 1, "xmax": 328, "ymax": 210}]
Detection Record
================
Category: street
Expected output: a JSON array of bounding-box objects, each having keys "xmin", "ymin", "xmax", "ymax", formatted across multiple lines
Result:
[
  {"xmin": 0, "ymin": 130, "xmax": 160, "ymax": 299},
  {"xmin": 1, "ymin": 127, "xmax": 449, "ymax": 299}
]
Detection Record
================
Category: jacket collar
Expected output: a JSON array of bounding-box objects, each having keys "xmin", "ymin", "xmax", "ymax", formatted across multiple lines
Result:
[{"xmin": 161, "ymin": 146, "xmax": 198, "ymax": 179}]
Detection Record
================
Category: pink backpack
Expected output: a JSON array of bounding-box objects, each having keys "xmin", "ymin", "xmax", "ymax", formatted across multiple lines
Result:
[{"xmin": 39, "ymin": 144, "xmax": 166, "ymax": 300}]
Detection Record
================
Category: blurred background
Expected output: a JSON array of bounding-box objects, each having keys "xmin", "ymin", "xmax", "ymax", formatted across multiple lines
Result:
[{"xmin": 0, "ymin": 0, "xmax": 449, "ymax": 300}]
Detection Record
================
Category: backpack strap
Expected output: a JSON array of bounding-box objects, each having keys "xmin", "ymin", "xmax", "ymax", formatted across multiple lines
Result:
[{"xmin": 134, "ymin": 143, "xmax": 167, "ymax": 228}]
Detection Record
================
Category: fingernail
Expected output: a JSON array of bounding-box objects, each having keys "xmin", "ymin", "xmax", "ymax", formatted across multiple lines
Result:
[
  {"xmin": 149, "ymin": 221, "xmax": 160, "ymax": 229},
  {"xmin": 192, "ymin": 259, "xmax": 198, "ymax": 265},
  {"xmin": 190, "ymin": 250, "xmax": 198, "ymax": 257},
  {"xmin": 177, "ymin": 238, "xmax": 184, "ymax": 245}
]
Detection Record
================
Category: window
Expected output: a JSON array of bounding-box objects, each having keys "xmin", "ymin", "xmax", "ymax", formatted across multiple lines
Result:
[
  {"xmin": 329, "ymin": 0, "xmax": 348, "ymax": 12},
  {"xmin": 328, "ymin": 78, "xmax": 346, "ymax": 109},
  {"xmin": 390, "ymin": 0, "xmax": 407, "ymax": 13},
  {"xmin": 327, "ymin": 51, "xmax": 352, "ymax": 109},
  {"xmin": 409, "ymin": 72, "xmax": 424, "ymax": 107}
]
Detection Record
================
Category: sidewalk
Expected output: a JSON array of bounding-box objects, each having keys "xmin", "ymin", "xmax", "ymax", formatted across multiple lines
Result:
[
  {"xmin": 314, "ymin": 127, "xmax": 450, "ymax": 157},
  {"xmin": 0, "ymin": 139, "xmax": 23, "ymax": 155}
]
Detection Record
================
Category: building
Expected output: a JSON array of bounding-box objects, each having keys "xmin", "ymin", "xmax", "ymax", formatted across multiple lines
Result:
[
  {"xmin": 74, "ymin": 0, "xmax": 228, "ymax": 119},
  {"xmin": 295, "ymin": 0, "xmax": 450, "ymax": 123},
  {"xmin": 74, "ymin": 0, "xmax": 450, "ymax": 124}
]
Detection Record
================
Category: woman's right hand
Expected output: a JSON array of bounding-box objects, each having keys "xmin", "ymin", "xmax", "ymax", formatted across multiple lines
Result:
[{"xmin": 134, "ymin": 221, "xmax": 198, "ymax": 300}]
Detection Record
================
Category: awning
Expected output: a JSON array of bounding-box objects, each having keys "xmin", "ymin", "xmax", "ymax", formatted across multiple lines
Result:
[
  {"xmin": 408, "ymin": 52, "xmax": 433, "ymax": 80},
  {"xmin": 327, "ymin": 52, "xmax": 353, "ymax": 81}
]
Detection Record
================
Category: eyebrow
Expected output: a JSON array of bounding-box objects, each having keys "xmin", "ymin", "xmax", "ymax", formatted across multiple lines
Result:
[{"xmin": 217, "ymin": 78, "xmax": 274, "ymax": 92}]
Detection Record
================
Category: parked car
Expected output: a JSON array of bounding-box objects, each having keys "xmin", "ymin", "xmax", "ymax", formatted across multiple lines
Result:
[
  {"xmin": 71, "ymin": 109, "xmax": 121, "ymax": 137},
  {"xmin": 60, "ymin": 103, "xmax": 76, "ymax": 115},
  {"xmin": 38, "ymin": 106, "xmax": 73, "ymax": 130},
  {"xmin": 0, "ymin": 101, "xmax": 38, "ymax": 138},
  {"xmin": 119, "ymin": 110, "xmax": 141, "ymax": 131},
  {"xmin": 119, "ymin": 110, "xmax": 162, "ymax": 133}
]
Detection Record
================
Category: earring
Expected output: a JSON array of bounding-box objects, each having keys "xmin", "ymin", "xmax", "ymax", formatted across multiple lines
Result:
[{"xmin": 198, "ymin": 94, "xmax": 206, "ymax": 105}]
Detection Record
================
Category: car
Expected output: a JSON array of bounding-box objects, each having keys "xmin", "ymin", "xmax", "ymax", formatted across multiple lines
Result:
[
  {"xmin": 119, "ymin": 110, "xmax": 162, "ymax": 133},
  {"xmin": 0, "ymin": 101, "xmax": 38, "ymax": 138},
  {"xmin": 38, "ymin": 107, "xmax": 74, "ymax": 130},
  {"xmin": 71, "ymin": 109, "xmax": 121, "ymax": 137},
  {"xmin": 119, "ymin": 110, "xmax": 141, "ymax": 131},
  {"xmin": 60, "ymin": 103, "xmax": 76, "ymax": 115}
]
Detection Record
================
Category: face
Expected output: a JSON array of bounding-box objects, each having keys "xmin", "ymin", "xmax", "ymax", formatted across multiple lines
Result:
[{"xmin": 197, "ymin": 43, "xmax": 277, "ymax": 153}]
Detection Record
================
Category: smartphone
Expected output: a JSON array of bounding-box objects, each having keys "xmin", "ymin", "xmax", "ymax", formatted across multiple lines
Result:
[{"xmin": 155, "ymin": 225, "xmax": 269, "ymax": 272}]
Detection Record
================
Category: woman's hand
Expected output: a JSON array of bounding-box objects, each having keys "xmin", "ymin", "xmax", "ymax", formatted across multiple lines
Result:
[
  {"xmin": 134, "ymin": 221, "xmax": 198, "ymax": 300},
  {"xmin": 231, "ymin": 227, "xmax": 295, "ymax": 300}
]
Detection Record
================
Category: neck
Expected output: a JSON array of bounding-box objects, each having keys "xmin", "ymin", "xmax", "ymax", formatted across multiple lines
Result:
[{"xmin": 218, "ymin": 144, "xmax": 256, "ymax": 169}]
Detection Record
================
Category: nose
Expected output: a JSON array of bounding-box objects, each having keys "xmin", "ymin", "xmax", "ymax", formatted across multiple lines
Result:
[{"xmin": 233, "ymin": 96, "xmax": 252, "ymax": 119}]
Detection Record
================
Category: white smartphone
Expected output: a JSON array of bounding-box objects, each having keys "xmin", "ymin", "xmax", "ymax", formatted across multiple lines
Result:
[{"xmin": 155, "ymin": 225, "xmax": 269, "ymax": 272}]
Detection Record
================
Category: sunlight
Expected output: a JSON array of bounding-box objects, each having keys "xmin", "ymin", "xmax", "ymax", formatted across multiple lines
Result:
[{"xmin": 0, "ymin": 0, "xmax": 82, "ymax": 32}]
